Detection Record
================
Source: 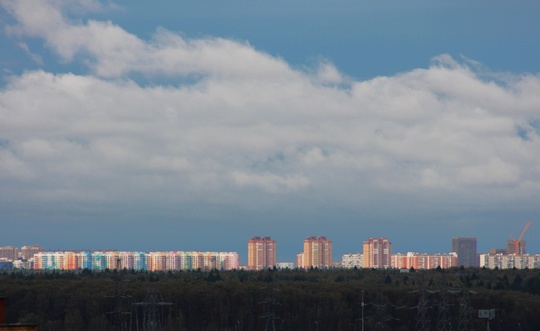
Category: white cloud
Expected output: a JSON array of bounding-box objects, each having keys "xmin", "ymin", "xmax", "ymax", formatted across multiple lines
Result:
[
  {"xmin": 1, "ymin": 0, "xmax": 540, "ymax": 217},
  {"xmin": 17, "ymin": 42, "xmax": 44, "ymax": 65},
  {"xmin": 2, "ymin": 0, "xmax": 296, "ymax": 80},
  {"xmin": 0, "ymin": 148, "xmax": 35, "ymax": 181},
  {"xmin": 232, "ymin": 172, "xmax": 310, "ymax": 193},
  {"xmin": 457, "ymin": 158, "xmax": 521, "ymax": 187}
]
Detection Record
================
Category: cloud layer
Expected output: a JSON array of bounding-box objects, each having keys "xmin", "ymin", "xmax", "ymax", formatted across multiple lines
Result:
[{"xmin": 2, "ymin": 0, "xmax": 540, "ymax": 230}]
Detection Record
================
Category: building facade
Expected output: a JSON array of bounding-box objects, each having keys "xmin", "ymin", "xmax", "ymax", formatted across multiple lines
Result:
[
  {"xmin": 342, "ymin": 253, "xmax": 363, "ymax": 269},
  {"xmin": 452, "ymin": 237, "xmax": 478, "ymax": 267},
  {"xmin": 296, "ymin": 252, "xmax": 304, "ymax": 269},
  {"xmin": 480, "ymin": 253, "xmax": 540, "ymax": 269},
  {"xmin": 0, "ymin": 247, "xmax": 18, "ymax": 261},
  {"xmin": 391, "ymin": 252, "xmax": 457, "ymax": 270},
  {"xmin": 20, "ymin": 246, "xmax": 44, "ymax": 260},
  {"xmin": 247, "ymin": 236, "xmax": 277, "ymax": 270},
  {"xmin": 276, "ymin": 262, "xmax": 294, "ymax": 269},
  {"xmin": 32, "ymin": 251, "xmax": 239, "ymax": 271},
  {"xmin": 507, "ymin": 239, "xmax": 527, "ymax": 255},
  {"xmin": 299, "ymin": 236, "xmax": 332, "ymax": 269},
  {"xmin": 363, "ymin": 238, "xmax": 392, "ymax": 269}
]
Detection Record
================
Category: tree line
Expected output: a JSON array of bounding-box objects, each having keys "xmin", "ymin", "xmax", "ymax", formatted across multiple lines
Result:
[{"xmin": 1, "ymin": 266, "xmax": 540, "ymax": 330}]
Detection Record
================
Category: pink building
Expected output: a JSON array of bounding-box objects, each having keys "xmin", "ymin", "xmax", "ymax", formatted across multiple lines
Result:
[
  {"xmin": 363, "ymin": 238, "xmax": 392, "ymax": 269},
  {"xmin": 391, "ymin": 252, "xmax": 458, "ymax": 270}
]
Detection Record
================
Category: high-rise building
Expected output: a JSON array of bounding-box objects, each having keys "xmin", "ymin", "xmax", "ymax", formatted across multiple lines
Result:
[
  {"xmin": 363, "ymin": 238, "xmax": 392, "ymax": 269},
  {"xmin": 452, "ymin": 237, "xmax": 478, "ymax": 267},
  {"xmin": 248, "ymin": 236, "xmax": 276, "ymax": 270},
  {"xmin": 21, "ymin": 245, "xmax": 44, "ymax": 260},
  {"xmin": 296, "ymin": 252, "xmax": 304, "ymax": 268},
  {"xmin": 507, "ymin": 239, "xmax": 527, "ymax": 255},
  {"xmin": 300, "ymin": 236, "xmax": 332, "ymax": 269},
  {"xmin": 0, "ymin": 246, "xmax": 18, "ymax": 260}
]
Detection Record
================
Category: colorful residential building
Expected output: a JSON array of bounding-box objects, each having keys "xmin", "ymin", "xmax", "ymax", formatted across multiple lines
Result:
[
  {"xmin": 33, "ymin": 250, "xmax": 238, "ymax": 271},
  {"xmin": 363, "ymin": 238, "xmax": 392, "ymax": 269},
  {"xmin": 299, "ymin": 236, "xmax": 332, "ymax": 269},
  {"xmin": 391, "ymin": 252, "xmax": 457, "ymax": 270},
  {"xmin": 247, "ymin": 236, "xmax": 277, "ymax": 270}
]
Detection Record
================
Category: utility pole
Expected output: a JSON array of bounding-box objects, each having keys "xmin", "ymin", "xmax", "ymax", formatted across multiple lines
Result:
[{"xmin": 361, "ymin": 290, "xmax": 365, "ymax": 331}]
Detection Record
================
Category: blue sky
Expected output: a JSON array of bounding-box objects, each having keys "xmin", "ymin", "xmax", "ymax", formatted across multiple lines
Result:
[{"xmin": 1, "ymin": 0, "xmax": 540, "ymax": 263}]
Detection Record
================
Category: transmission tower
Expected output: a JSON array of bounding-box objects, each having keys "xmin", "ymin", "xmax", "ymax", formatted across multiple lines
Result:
[
  {"xmin": 372, "ymin": 289, "xmax": 391, "ymax": 329},
  {"xmin": 259, "ymin": 297, "xmax": 279, "ymax": 331},
  {"xmin": 133, "ymin": 288, "xmax": 173, "ymax": 331},
  {"xmin": 436, "ymin": 289, "xmax": 451, "ymax": 331},
  {"xmin": 415, "ymin": 289, "xmax": 431, "ymax": 331},
  {"xmin": 458, "ymin": 288, "xmax": 473, "ymax": 331},
  {"xmin": 259, "ymin": 284, "xmax": 280, "ymax": 331},
  {"xmin": 106, "ymin": 258, "xmax": 132, "ymax": 331}
]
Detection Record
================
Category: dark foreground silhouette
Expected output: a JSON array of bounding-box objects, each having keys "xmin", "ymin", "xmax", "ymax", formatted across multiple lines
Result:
[{"xmin": 1, "ymin": 266, "xmax": 540, "ymax": 330}]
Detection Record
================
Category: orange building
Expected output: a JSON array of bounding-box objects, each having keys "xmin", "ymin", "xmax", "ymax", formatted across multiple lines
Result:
[
  {"xmin": 300, "ymin": 236, "xmax": 332, "ymax": 269},
  {"xmin": 391, "ymin": 252, "xmax": 457, "ymax": 270},
  {"xmin": 248, "ymin": 237, "xmax": 276, "ymax": 270},
  {"xmin": 363, "ymin": 238, "xmax": 392, "ymax": 269}
]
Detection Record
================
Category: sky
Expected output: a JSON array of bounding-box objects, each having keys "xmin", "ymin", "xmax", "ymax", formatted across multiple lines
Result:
[{"xmin": 1, "ymin": 0, "xmax": 540, "ymax": 263}]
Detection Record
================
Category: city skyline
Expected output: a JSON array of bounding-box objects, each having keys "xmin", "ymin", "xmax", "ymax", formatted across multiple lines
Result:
[
  {"xmin": 1, "ymin": 1, "xmax": 540, "ymax": 261},
  {"xmin": 2, "ymin": 224, "xmax": 536, "ymax": 263},
  {"xmin": 3, "ymin": 230, "xmax": 540, "ymax": 267},
  {"xmin": 5, "ymin": 238, "xmax": 540, "ymax": 271}
]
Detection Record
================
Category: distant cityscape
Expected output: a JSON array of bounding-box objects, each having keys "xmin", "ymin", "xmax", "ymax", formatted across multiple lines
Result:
[{"xmin": 2, "ymin": 224, "xmax": 539, "ymax": 271}]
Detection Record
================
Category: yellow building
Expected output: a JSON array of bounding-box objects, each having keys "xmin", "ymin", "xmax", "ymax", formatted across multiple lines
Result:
[
  {"xmin": 300, "ymin": 236, "xmax": 332, "ymax": 269},
  {"xmin": 247, "ymin": 236, "xmax": 276, "ymax": 270}
]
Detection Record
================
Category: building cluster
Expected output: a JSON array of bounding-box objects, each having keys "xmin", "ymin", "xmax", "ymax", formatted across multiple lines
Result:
[
  {"xmin": 34, "ymin": 251, "xmax": 239, "ymax": 271},
  {"xmin": 0, "ymin": 247, "xmax": 238, "ymax": 271},
  {"xmin": 248, "ymin": 236, "xmax": 458, "ymax": 271},
  {"xmin": 342, "ymin": 237, "xmax": 471, "ymax": 270},
  {"xmin": 2, "ymin": 234, "xmax": 540, "ymax": 271},
  {"xmin": 0, "ymin": 245, "xmax": 44, "ymax": 269},
  {"xmin": 0, "ymin": 245, "xmax": 43, "ymax": 260},
  {"xmin": 341, "ymin": 237, "xmax": 540, "ymax": 270}
]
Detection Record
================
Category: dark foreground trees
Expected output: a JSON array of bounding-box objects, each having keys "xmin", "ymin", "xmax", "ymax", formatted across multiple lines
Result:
[{"xmin": 1, "ymin": 267, "xmax": 540, "ymax": 330}]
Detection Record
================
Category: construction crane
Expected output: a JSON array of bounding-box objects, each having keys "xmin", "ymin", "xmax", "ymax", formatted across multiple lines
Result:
[{"xmin": 507, "ymin": 222, "xmax": 532, "ymax": 255}]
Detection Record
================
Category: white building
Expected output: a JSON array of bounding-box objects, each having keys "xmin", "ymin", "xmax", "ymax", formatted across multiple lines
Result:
[
  {"xmin": 276, "ymin": 262, "xmax": 294, "ymax": 269},
  {"xmin": 479, "ymin": 254, "xmax": 540, "ymax": 269},
  {"xmin": 341, "ymin": 253, "xmax": 363, "ymax": 268}
]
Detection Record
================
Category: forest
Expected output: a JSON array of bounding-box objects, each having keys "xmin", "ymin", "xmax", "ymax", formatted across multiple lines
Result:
[{"xmin": 1, "ymin": 266, "xmax": 540, "ymax": 331}]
